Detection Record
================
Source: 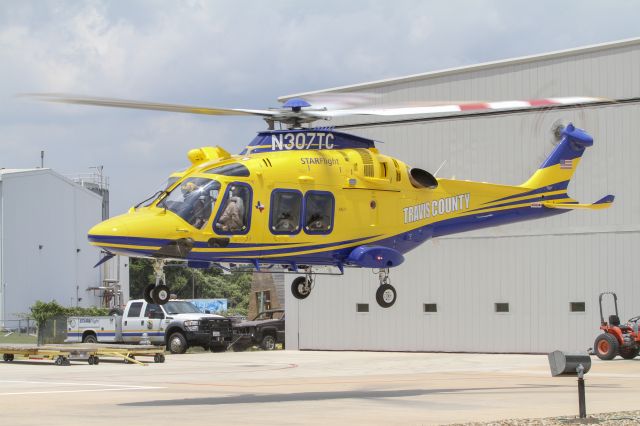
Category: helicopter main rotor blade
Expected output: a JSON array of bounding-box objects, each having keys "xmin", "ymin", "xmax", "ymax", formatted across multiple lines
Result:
[
  {"xmin": 22, "ymin": 93, "xmax": 278, "ymax": 117},
  {"xmin": 308, "ymin": 97, "xmax": 606, "ymax": 118}
]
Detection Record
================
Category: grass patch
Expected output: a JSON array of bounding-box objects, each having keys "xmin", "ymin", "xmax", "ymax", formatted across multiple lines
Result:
[{"xmin": 0, "ymin": 333, "xmax": 37, "ymax": 344}]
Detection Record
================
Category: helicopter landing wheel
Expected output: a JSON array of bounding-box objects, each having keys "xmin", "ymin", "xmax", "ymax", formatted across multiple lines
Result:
[
  {"xmin": 150, "ymin": 260, "xmax": 170, "ymax": 305},
  {"xmin": 152, "ymin": 285, "xmax": 171, "ymax": 305},
  {"xmin": 291, "ymin": 276, "xmax": 312, "ymax": 300},
  {"xmin": 376, "ymin": 284, "xmax": 397, "ymax": 308},
  {"xmin": 375, "ymin": 268, "xmax": 396, "ymax": 308},
  {"xmin": 143, "ymin": 283, "xmax": 155, "ymax": 304}
]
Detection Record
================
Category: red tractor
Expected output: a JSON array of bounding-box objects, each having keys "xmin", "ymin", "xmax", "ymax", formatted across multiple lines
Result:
[{"xmin": 593, "ymin": 292, "xmax": 640, "ymax": 360}]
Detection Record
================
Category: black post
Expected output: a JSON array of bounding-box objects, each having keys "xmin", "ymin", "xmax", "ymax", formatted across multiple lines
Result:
[{"xmin": 577, "ymin": 364, "xmax": 586, "ymax": 419}]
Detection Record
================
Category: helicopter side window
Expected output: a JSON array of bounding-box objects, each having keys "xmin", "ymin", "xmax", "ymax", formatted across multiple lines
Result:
[
  {"xmin": 157, "ymin": 177, "xmax": 220, "ymax": 229},
  {"xmin": 270, "ymin": 190, "xmax": 302, "ymax": 235},
  {"xmin": 214, "ymin": 183, "xmax": 252, "ymax": 235},
  {"xmin": 204, "ymin": 163, "xmax": 250, "ymax": 177},
  {"xmin": 303, "ymin": 191, "xmax": 334, "ymax": 234}
]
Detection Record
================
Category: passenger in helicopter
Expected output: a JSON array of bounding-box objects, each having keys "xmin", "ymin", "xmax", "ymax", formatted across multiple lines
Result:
[
  {"xmin": 216, "ymin": 186, "xmax": 245, "ymax": 232},
  {"xmin": 275, "ymin": 212, "xmax": 297, "ymax": 231},
  {"xmin": 305, "ymin": 195, "xmax": 332, "ymax": 231}
]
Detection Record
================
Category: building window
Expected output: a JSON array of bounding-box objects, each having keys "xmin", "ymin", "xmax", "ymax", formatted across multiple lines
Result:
[
  {"xmin": 495, "ymin": 303, "xmax": 509, "ymax": 313},
  {"xmin": 356, "ymin": 303, "xmax": 369, "ymax": 313},
  {"xmin": 270, "ymin": 190, "xmax": 302, "ymax": 234},
  {"xmin": 570, "ymin": 302, "xmax": 586, "ymax": 312},
  {"xmin": 256, "ymin": 291, "xmax": 271, "ymax": 313},
  {"xmin": 423, "ymin": 303, "xmax": 437, "ymax": 313}
]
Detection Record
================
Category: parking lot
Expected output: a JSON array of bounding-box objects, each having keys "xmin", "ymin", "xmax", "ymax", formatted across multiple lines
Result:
[{"xmin": 2, "ymin": 350, "xmax": 640, "ymax": 425}]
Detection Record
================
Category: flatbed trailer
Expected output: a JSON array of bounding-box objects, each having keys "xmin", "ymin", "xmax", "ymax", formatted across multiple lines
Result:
[{"xmin": 0, "ymin": 343, "xmax": 166, "ymax": 366}]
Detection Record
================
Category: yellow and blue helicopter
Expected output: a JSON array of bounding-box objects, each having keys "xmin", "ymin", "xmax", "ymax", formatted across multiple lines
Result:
[{"xmin": 31, "ymin": 94, "xmax": 613, "ymax": 308}]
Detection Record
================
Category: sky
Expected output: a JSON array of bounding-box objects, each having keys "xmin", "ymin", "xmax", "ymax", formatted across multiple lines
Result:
[{"xmin": 1, "ymin": 0, "xmax": 639, "ymax": 214}]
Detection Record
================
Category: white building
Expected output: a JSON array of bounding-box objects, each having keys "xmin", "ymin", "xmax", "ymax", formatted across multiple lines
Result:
[
  {"xmin": 284, "ymin": 38, "xmax": 640, "ymax": 353},
  {"xmin": 0, "ymin": 168, "xmax": 128, "ymax": 327}
]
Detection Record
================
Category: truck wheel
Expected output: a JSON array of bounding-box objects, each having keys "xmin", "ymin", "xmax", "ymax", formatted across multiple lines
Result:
[
  {"xmin": 82, "ymin": 333, "xmax": 98, "ymax": 344},
  {"xmin": 260, "ymin": 335, "xmax": 276, "ymax": 351},
  {"xmin": 143, "ymin": 283, "xmax": 155, "ymax": 304},
  {"xmin": 168, "ymin": 332, "xmax": 188, "ymax": 354},
  {"xmin": 594, "ymin": 333, "xmax": 619, "ymax": 360},
  {"xmin": 619, "ymin": 346, "xmax": 640, "ymax": 359}
]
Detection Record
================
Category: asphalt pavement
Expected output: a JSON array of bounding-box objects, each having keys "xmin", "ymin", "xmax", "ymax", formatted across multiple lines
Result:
[{"xmin": 1, "ymin": 350, "xmax": 639, "ymax": 425}]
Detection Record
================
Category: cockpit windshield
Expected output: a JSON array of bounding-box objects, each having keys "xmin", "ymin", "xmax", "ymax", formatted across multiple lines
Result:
[
  {"xmin": 157, "ymin": 177, "xmax": 221, "ymax": 229},
  {"xmin": 136, "ymin": 176, "xmax": 180, "ymax": 208}
]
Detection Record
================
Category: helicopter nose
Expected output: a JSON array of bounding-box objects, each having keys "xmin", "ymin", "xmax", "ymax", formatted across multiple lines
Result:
[{"xmin": 88, "ymin": 217, "xmax": 130, "ymax": 244}]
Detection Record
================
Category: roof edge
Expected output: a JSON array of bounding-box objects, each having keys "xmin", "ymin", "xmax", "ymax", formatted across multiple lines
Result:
[
  {"xmin": 0, "ymin": 168, "xmax": 103, "ymax": 200},
  {"xmin": 279, "ymin": 37, "xmax": 640, "ymax": 100}
]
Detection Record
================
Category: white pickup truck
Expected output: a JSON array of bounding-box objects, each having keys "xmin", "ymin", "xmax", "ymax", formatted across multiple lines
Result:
[{"xmin": 66, "ymin": 299, "xmax": 233, "ymax": 353}]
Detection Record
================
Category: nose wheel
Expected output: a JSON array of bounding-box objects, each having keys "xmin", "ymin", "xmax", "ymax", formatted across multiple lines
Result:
[
  {"xmin": 291, "ymin": 274, "xmax": 313, "ymax": 300},
  {"xmin": 144, "ymin": 260, "xmax": 172, "ymax": 305},
  {"xmin": 375, "ymin": 268, "xmax": 397, "ymax": 308}
]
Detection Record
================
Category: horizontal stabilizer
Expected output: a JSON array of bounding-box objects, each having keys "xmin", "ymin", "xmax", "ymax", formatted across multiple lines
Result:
[
  {"xmin": 542, "ymin": 195, "xmax": 614, "ymax": 210},
  {"xmin": 94, "ymin": 252, "xmax": 115, "ymax": 268}
]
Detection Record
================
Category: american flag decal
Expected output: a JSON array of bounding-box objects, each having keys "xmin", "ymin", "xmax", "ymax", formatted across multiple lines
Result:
[
  {"xmin": 560, "ymin": 159, "xmax": 573, "ymax": 169},
  {"xmin": 531, "ymin": 202, "xmax": 543, "ymax": 208}
]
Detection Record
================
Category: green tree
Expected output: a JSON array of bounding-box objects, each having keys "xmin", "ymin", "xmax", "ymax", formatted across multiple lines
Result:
[{"xmin": 128, "ymin": 258, "xmax": 252, "ymax": 315}]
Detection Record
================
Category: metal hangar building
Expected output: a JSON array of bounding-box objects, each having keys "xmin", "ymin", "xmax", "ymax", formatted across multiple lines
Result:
[
  {"xmin": 282, "ymin": 38, "xmax": 640, "ymax": 354},
  {"xmin": 0, "ymin": 168, "xmax": 129, "ymax": 329}
]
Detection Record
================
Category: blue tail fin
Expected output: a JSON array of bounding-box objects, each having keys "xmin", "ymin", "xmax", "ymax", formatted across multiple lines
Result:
[{"xmin": 522, "ymin": 123, "xmax": 593, "ymax": 189}]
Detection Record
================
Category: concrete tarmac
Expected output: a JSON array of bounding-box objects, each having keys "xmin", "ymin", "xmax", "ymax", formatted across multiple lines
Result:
[{"xmin": 1, "ymin": 350, "xmax": 639, "ymax": 425}]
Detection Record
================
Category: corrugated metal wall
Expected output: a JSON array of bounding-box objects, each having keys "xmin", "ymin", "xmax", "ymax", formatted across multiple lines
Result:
[
  {"xmin": 0, "ymin": 170, "xmax": 104, "ymax": 321},
  {"xmin": 286, "ymin": 40, "xmax": 640, "ymax": 353}
]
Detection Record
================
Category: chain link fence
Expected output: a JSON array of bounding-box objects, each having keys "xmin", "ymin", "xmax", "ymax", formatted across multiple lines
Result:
[
  {"xmin": 1, "ymin": 317, "xmax": 68, "ymax": 345},
  {"xmin": 1, "ymin": 319, "xmax": 37, "ymax": 336}
]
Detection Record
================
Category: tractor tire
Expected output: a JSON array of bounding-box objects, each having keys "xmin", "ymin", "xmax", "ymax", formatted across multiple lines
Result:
[
  {"xmin": 619, "ymin": 346, "xmax": 640, "ymax": 359},
  {"xmin": 594, "ymin": 333, "xmax": 619, "ymax": 360}
]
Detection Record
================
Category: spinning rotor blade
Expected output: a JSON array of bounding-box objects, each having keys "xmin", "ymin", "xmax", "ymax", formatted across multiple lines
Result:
[
  {"xmin": 22, "ymin": 93, "xmax": 278, "ymax": 118},
  {"xmin": 309, "ymin": 97, "xmax": 605, "ymax": 118}
]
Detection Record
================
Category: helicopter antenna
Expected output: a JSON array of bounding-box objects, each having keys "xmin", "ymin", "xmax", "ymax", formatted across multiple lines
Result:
[{"xmin": 434, "ymin": 160, "xmax": 447, "ymax": 177}]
